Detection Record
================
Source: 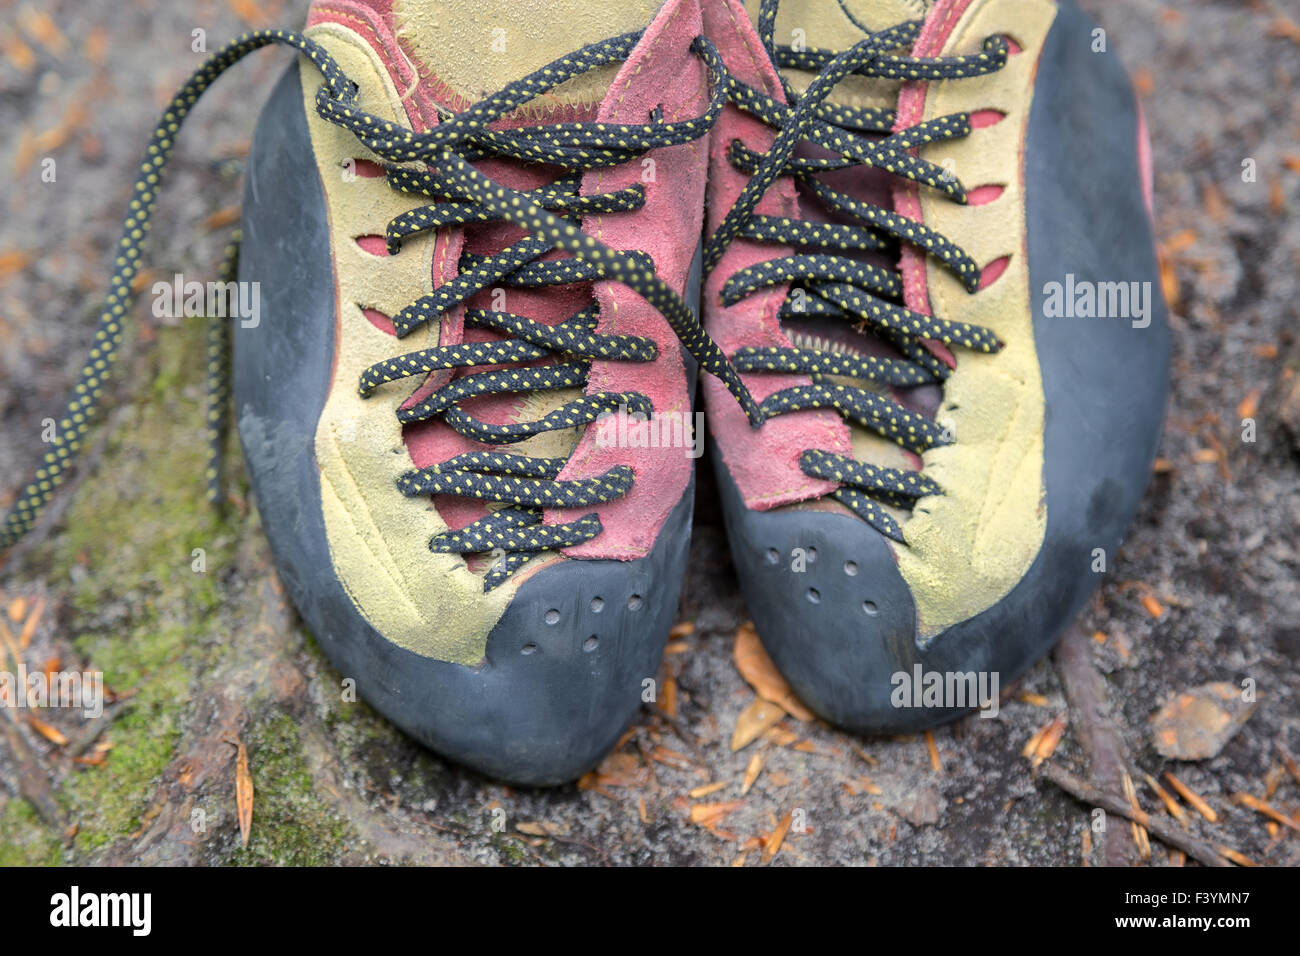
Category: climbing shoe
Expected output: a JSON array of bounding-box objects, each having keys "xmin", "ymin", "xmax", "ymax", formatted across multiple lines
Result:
[{"xmin": 699, "ymin": 0, "xmax": 1170, "ymax": 731}]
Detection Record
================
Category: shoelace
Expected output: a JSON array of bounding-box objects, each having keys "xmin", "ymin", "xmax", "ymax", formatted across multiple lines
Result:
[
  {"xmin": 706, "ymin": 1, "xmax": 1008, "ymax": 543},
  {"xmin": 0, "ymin": 28, "xmax": 761, "ymax": 588}
]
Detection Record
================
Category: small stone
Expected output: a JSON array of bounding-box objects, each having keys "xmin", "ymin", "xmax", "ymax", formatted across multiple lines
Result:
[
  {"xmin": 1149, "ymin": 681, "xmax": 1256, "ymax": 760},
  {"xmin": 898, "ymin": 787, "xmax": 943, "ymax": 827}
]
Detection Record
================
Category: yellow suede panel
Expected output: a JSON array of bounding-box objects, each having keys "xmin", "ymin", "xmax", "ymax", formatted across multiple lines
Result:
[
  {"xmin": 394, "ymin": 0, "xmax": 663, "ymax": 108},
  {"xmin": 301, "ymin": 23, "xmax": 516, "ymax": 665},
  {"xmin": 892, "ymin": 0, "xmax": 1055, "ymax": 642}
]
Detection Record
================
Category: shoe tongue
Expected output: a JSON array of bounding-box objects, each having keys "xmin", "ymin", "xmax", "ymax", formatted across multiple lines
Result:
[
  {"xmin": 742, "ymin": 0, "xmax": 925, "ymax": 109},
  {"xmin": 392, "ymin": 0, "xmax": 666, "ymax": 110}
]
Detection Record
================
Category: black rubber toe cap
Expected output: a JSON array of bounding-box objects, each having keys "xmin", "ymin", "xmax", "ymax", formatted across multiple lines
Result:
[{"xmin": 324, "ymin": 491, "xmax": 692, "ymax": 787}]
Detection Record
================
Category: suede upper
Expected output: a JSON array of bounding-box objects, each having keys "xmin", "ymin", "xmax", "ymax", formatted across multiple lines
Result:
[{"xmin": 291, "ymin": 0, "xmax": 711, "ymax": 664}]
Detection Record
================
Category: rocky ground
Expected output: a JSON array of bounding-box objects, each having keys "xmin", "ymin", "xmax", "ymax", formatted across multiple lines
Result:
[{"xmin": 0, "ymin": 0, "xmax": 1297, "ymax": 866}]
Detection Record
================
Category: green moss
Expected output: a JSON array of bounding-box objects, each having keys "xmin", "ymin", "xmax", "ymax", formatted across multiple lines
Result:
[
  {"xmin": 495, "ymin": 834, "xmax": 528, "ymax": 865},
  {"xmin": 63, "ymin": 624, "xmax": 189, "ymax": 853},
  {"xmin": 46, "ymin": 327, "xmax": 233, "ymax": 620},
  {"xmin": 227, "ymin": 714, "xmax": 354, "ymax": 866},
  {"xmin": 0, "ymin": 799, "xmax": 64, "ymax": 866},
  {"xmin": 30, "ymin": 323, "xmax": 237, "ymax": 859}
]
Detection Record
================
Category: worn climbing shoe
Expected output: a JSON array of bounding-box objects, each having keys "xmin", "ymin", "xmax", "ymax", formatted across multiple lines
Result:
[
  {"xmin": 700, "ymin": 0, "xmax": 1170, "ymax": 731},
  {"xmin": 1, "ymin": 0, "xmax": 759, "ymax": 785}
]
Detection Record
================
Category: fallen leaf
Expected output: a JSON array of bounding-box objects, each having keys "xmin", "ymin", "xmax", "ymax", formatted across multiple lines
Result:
[
  {"xmin": 588, "ymin": 751, "xmax": 646, "ymax": 788},
  {"xmin": 847, "ymin": 775, "xmax": 881, "ymax": 796},
  {"xmin": 924, "ymin": 729, "xmax": 942, "ymax": 772},
  {"xmin": 1140, "ymin": 592, "xmax": 1166, "ymax": 618},
  {"xmin": 2, "ymin": 33, "xmax": 37, "ymax": 73},
  {"xmin": 1150, "ymin": 682, "xmax": 1256, "ymax": 760},
  {"xmin": 763, "ymin": 811, "xmax": 793, "ymax": 863},
  {"xmin": 1237, "ymin": 389, "xmax": 1261, "ymax": 421},
  {"xmin": 17, "ymin": 7, "xmax": 69, "ymax": 55},
  {"xmin": 202, "ymin": 205, "xmax": 241, "ymax": 231},
  {"xmin": 1022, "ymin": 723, "xmax": 1047, "ymax": 759},
  {"xmin": 225, "ymin": 734, "xmax": 254, "ymax": 847},
  {"xmin": 1164, "ymin": 772, "xmax": 1218, "ymax": 823},
  {"xmin": 1032, "ymin": 713, "xmax": 1068, "ymax": 768},
  {"xmin": 1163, "ymin": 229, "xmax": 1197, "ymax": 254},
  {"xmin": 1216, "ymin": 845, "xmax": 1256, "ymax": 867},
  {"xmin": 649, "ymin": 746, "xmax": 692, "ymax": 771},
  {"xmin": 689, "ymin": 780, "xmax": 727, "ymax": 799},
  {"xmin": 41, "ymin": 656, "xmax": 60, "ymax": 682},
  {"xmin": 741, "ymin": 753, "xmax": 765, "ymax": 795},
  {"xmin": 1267, "ymin": 15, "xmax": 1300, "ymax": 44},
  {"xmin": 0, "ymin": 251, "xmax": 31, "ymax": 284},
  {"xmin": 852, "ymin": 745, "xmax": 878, "ymax": 766},
  {"xmin": 1202, "ymin": 182, "xmax": 1228, "ymax": 223},
  {"xmin": 1134, "ymin": 68, "xmax": 1154, "ymax": 97},
  {"xmin": 733, "ymin": 622, "xmax": 813, "ymax": 721},
  {"xmin": 1143, "ymin": 772, "xmax": 1188, "ymax": 827},
  {"xmin": 613, "ymin": 726, "xmax": 637, "ymax": 752},
  {"xmin": 690, "ymin": 800, "xmax": 742, "ymax": 828},
  {"xmin": 6, "ymin": 597, "xmax": 26, "ymax": 624},
  {"xmin": 27, "ymin": 715, "xmax": 68, "ymax": 746},
  {"xmin": 1158, "ymin": 247, "xmax": 1180, "ymax": 311},
  {"xmin": 1231, "ymin": 792, "xmax": 1299, "ymax": 832},
  {"xmin": 659, "ymin": 673, "xmax": 678, "ymax": 718},
  {"xmin": 84, "ymin": 26, "xmax": 107, "ymax": 65},
  {"xmin": 1122, "ymin": 772, "xmax": 1151, "ymax": 860},
  {"xmin": 762, "ymin": 725, "xmax": 798, "ymax": 748},
  {"xmin": 17, "ymin": 594, "xmax": 44, "ymax": 649},
  {"xmin": 516, "ymin": 820, "xmax": 570, "ymax": 837},
  {"xmin": 731, "ymin": 698, "xmax": 786, "ymax": 752},
  {"xmin": 227, "ymin": 0, "xmax": 270, "ymax": 28}
]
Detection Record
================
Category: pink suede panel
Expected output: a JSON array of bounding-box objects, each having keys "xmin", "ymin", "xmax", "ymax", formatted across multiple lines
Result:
[
  {"xmin": 556, "ymin": 0, "xmax": 707, "ymax": 559},
  {"xmin": 699, "ymin": 0, "xmax": 845, "ymax": 512}
]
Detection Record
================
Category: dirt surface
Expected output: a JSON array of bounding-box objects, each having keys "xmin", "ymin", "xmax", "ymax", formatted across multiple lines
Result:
[{"xmin": 0, "ymin": 0, "xmax": 1297, "ymax": 866}]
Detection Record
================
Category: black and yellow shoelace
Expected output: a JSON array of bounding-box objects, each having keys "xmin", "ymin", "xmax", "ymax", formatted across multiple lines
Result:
[
  {"xmin": 0, "ymin": 28, "xmax": 761, "ymax": 589},
  {"xmin": 707, "ymin": 1, "xmax": 1009, "ymax": 543}
]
